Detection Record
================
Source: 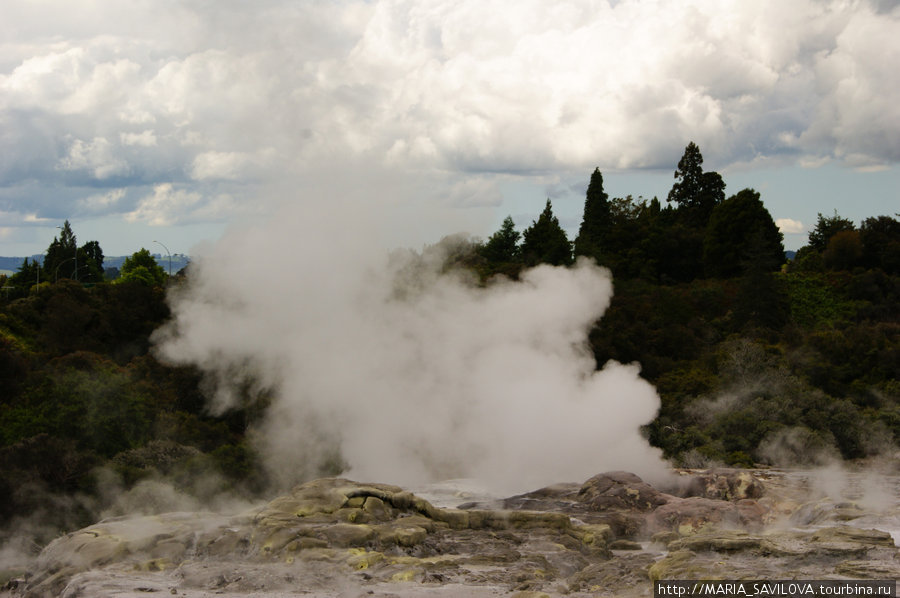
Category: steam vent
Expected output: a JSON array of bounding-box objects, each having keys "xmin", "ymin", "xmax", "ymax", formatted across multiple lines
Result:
[{"xmin": 10, "ymin": 468, "xmax": 900, "ymax": 597}]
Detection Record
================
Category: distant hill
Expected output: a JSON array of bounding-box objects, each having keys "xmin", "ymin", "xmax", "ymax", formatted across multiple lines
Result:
[
  {"xmin": 104, "ymin": 253, "xmax": 191, "ymax": 274},
  {"xmin": 0, "ymin": 254, "xmax": 191, "ymax": 276},
  {"xmin": 0, "ymin": 256, "xmax": 41, "ymax": 272}
]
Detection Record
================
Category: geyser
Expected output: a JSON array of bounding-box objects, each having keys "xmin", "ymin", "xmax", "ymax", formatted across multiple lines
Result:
[{"xmin": 154, "ymin": 198, "xmax": 669, "ymax": 494}]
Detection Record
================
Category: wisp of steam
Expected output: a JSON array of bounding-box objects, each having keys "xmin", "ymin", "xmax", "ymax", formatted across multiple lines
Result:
[{"xmin": 154, "ymin": 196, "xmax": 669, "ymax": 495}]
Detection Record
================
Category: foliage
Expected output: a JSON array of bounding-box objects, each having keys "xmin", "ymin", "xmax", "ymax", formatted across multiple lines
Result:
[
  {"xmin": 479, "ymin": 216, "xmax": 521, "ymax": 264},
  {"xmin": 43, "ymin": 220, "xmax": 79, "ymax": 282},
  {"xmin": 79, "ymin": 240, "xmax": 105, "ymax": 283},
  {"xmin": 0, "ymin": 275, "xmax": 268, "ymax": 536},
  {"xmin": 119, "ymin": 248, "xmax": 167, "ymax": 286},
  {"xmin": 656, "ymin": 219, "xmax": 706, "ymax": 282},
  {"xmin": 593, "ymin": 254, "xmax": 898, "ymax": 466},
  {"xmin": 823, "ymin": 230, "xmax": 863, "ymax": 271},
  {"xmin": 520, "ymin": 199, "xmax": 573, "ymax": 267},
  {"xmin": 666, "ymin": 142, "xmax": 725, "ymax": 226},
  {"xmin": 859, "ymin": 215, "xmax": 900, "ymax": 274},
  {"xmin": 788, "ymin": 246, "xmax": 825, "ymax": 273},
  {"xmin": 703, "ymin": 188, "xmax": 784, "ymax": 278},
  {"xmin": 1, "ymin": 353, "xmax": 153, "ymax": 456},
  {"xmin": 591, "ymin": 195, "xmax": 657, "ymax": 278},
  {"xmin": 783, "ymin": 273, "xmax": 857, "ymax": 329},
  {"xmin": 573, "ymin": 168, "xmax": 610, "ymax": 262},
  {"xmin": 3, "ymin": 222, "xmax": 105, "ymax": 297},
  {"xmin": 0, "ymin": 433, "xmax": 100, "ymax": 535},
  {"xmin": 5, "ymin": 258, "xmax": 42, "ymax": 297},
  {"xmin": 0, "ymin": 335, "xmax": 30, "ymax": 402},
  {"xmin": 808, "ymin": 210, "xmax": 856, "ymax": 252},
  {"xmin": 667, "ymin": 142, "xmax": 705, "ymax": 210}
]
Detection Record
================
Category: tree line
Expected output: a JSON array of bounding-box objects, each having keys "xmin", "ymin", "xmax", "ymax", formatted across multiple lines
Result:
[
  {"xmin": 478, "ymin": 142, "xmax": 898, "ymax": 283},
  {"xmin": 1, "ymin": 221, "xmax": 170, "ymax": 300}
]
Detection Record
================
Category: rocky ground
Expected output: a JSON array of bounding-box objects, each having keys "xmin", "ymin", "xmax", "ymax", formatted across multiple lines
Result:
[{"xmin": 3, "ymin": 468, "xmax": 899, "ymax": 597}]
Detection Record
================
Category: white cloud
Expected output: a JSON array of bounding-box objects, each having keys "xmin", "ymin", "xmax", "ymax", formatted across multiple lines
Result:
[
  {"xmin": 190, "ymin": 152, "xmax": 245, "ymax": 181},
  {"xmin": 190, "ymin": 151, "xmax": 269, "ymax": 181},
  {"xmin": 57, "ymin": 136, "xmax": 129, "ymax": 179},
  {"xmin": 125, "ymin": 183, "xmax": 252, "ymax": 226},
  {"xmin": 794, "ymin": 3, "xmax": 900, "ymax": 169},
  {"xmin": 0, "ymin": 210, "xmax": 51, "ymax": 226},
  {"xmin": 120, "ymin": 130, "xmax": 156, "ymax": 147},
  {"xmin": 2, "ymin": 0, "xmax": 899, "ymax": 230},
  {"xmin": 78, "ymin": 188, "xmax": 126, "ymax": 213},
  {"xmin": 1, "ymin": 45, "xmax": 142, "ymax": 116},
  {"xmin": 776, "ymin": 218, "xmax": 805, "ymax": 234},
  {"xmin": 126, "ymin": 183, "xmax": 202, "ymax": 226}
]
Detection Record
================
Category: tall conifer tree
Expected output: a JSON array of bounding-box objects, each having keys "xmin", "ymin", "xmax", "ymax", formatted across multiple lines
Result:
[
  {"xmin": 521, "ymin": 199, "xmax": 573, "ymax": 267},
  {"xmin": 574, "ymin": 168, "xmax": 610, "ymax": 262},
  {"xmin": 44, "ymin": 220, "xmax": 78, "ymax": 281},
  {"xmin": 668, "ymin": 142, "xmax": 725, "ymax": 227},
  {"xmin": 668, "ymin": 142, "xmax": 704, "ymax": 209},
  {"xmin": 480, "ymin": 216, "xmax": 521, "ymax": 263}
]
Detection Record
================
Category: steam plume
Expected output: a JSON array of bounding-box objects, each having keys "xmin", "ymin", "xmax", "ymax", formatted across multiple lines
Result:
[{"xmin": 154, "ymin": 197, "xmax": 669, "ymax": 494}]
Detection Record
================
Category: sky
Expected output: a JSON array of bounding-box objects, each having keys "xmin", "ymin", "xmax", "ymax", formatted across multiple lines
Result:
[{"xmin": 1, "ymin": 0, "xmax": 899, "ymax": 257}]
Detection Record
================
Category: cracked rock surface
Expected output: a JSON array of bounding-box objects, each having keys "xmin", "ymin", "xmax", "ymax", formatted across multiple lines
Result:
[{"xmin": 8, "ymin": 469, "xmax": 900, "ymax": 598}]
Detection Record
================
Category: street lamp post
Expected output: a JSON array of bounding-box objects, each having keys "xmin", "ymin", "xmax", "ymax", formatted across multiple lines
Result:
[
  {"xmin": 55, "ymin": 257, "xmax": 75, "ymax": 282},
  {"xmin": 153, "ymin": 240, "xmax": 172, "ymax": 277}
]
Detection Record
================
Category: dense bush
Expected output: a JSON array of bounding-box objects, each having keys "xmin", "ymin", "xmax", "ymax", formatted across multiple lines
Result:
[{"xmin": 0, "ymin": 281, "xmax": 267, "ymax": 536}]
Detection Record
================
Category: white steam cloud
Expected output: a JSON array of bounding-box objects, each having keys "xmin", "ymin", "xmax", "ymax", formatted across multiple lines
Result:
[{"xmin": 154, "ymin": 198, "xmax": 668, "ymax": 495}]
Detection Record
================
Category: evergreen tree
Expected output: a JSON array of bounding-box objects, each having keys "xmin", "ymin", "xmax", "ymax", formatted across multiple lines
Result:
[
  {"xmin": 699, "ymin": 171, "xmax": 726, "ymax": 214},
  {"xmin": 44, "ymin": 220, "xmax": 79, "ymax": 281},
  {"xmin": 574, "ymin": 168, "xmax": 610, "ymax": 262},
  {"xmin": 480, "ymin": 216, "xmax": 521, "ymax": 263},
  {"xmin": 859, "ymin": 215, "xmax": 900, "ymax": 274},
  {"xmin": 667, "ymin": 142, "xmax": 704, "ymax": 210},
  {"xmin": 520, "ymin": 199, "xmax": 573, "ymax": 267},
  {"xmin": 597, "ymin": 195, "xmax": 660, "ymax": 279},
  {"xmin": 667, "ymin": 142, "xmax": 725, "ymax": 226},
  {"xmin": 703, "ymin": 188, "xmax": 784, "ymax": 278},
  {"xmin": 6, "ymin": 258, "xmax": 41, "ymax": 295},
  {"xmin": 808, "ymin": 211, "xmax": 855, "ymax": 252},
  {"xmin": 79, "ymin": 240, "xmax": 105, "ymax": 283}
]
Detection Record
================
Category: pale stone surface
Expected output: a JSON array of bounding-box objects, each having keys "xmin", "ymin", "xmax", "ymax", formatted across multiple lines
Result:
[{"xmin": 9, "ymin": 470, "xmax": 900, "ymax": 598}]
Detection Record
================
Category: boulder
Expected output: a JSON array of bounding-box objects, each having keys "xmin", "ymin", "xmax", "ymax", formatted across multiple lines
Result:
[
  {"xmin": 577, "ymin": 471, "xmax": 670, "ymax": 512},
  {"xmin": 809, "ymin": 525, "xmax": 895, "ymax": 547},
  {"xmin": 676, "ymin": 468, "xmax": 765, "ymax": 500},
  {"xmin": 648, "ymin": 496, "xmax": 765, "ymax": 534}
]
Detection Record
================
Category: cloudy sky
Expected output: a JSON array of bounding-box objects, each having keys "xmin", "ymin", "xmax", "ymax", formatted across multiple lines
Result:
[{"xmin": 1, "ymin": 0, "xmax": 899, "ymax": 257}]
